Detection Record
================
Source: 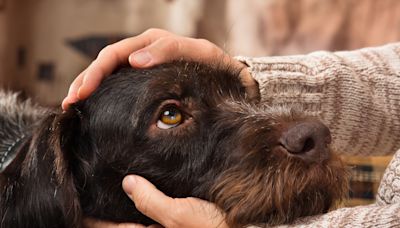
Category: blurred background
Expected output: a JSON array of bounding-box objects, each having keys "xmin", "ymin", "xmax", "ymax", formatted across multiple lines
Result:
[{"xmin": 1, "ymin": 0, "xmax": 399, "ymax": 206}]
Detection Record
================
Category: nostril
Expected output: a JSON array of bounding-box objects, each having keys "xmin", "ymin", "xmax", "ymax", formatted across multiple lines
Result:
[
  {"xmin": 279, "ymin": 134, "xmax": 316, "ymax": 155},
  {"xmin": 302, "ymin": 138, "xmax": 315, "ymax": 154},
  {"xmin": 279, "ymin": 120, "xmax": 331, "ymax": 162}
]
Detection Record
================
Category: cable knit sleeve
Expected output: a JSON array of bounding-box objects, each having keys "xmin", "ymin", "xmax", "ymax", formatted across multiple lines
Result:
[
  {"xmin": 274, "ymin": 203, "xmax": 400, "ymax": 228},
  {"xmin": 236, "ymin": 43, "xmax": 400, "ymax": 156}
]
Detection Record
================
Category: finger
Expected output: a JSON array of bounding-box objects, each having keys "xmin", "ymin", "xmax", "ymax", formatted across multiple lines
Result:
[
  {"xmin": 83, "ymin": 217, "xmax": 143, "ymax": 228},
  {"xmin": 78, "ymin": 29, "xmax": 171, "ymax": 99},
  {"xmin": 94, "ymin": 29, "xmax": 171, "ymax": 72},
  {"xmin": 129, "ymin": 37, "xmax": 227, "ymax": 68},
  {"xmin": 122, "ymin": 175, "xmax": 175, "ymax": 226},
  {"xmin": 62, "ymin": 70, "xmax": 85, "ymax": 110}
]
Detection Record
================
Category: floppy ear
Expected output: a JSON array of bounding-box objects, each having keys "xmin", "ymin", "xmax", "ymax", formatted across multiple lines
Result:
[{"xmin": 0, "ymin": 108, "xmax": 84, "ymax": 228}]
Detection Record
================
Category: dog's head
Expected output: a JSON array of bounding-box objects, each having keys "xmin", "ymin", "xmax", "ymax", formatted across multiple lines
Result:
[{"xmin": 1, "ymin": 61, "xmax": 348, "ymax": 228}]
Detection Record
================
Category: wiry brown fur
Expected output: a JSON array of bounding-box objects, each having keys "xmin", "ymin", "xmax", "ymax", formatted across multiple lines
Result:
[{"xmin": 212, "ymin": 152, "xmax": 348, "ymax": 227}]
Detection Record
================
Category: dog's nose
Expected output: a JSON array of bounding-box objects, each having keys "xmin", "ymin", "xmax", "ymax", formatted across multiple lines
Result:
[{"xmin": 279, "ymin": 120, "xmax": 332, "ymax": 162}]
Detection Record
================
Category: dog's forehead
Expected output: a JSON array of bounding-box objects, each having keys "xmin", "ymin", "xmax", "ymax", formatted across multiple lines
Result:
[
  {"xmin": 82, "ymin": 62, "xmax": 245, "ymax": 130},
  {"xmin": 144, "ymin": 62, "xmax": 244, "ymax": 100}
]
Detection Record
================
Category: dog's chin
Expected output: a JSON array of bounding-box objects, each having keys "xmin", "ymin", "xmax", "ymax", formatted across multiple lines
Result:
[{"xmin": 210, "ymin": 149, "xmax": 349, "ymax": 228}]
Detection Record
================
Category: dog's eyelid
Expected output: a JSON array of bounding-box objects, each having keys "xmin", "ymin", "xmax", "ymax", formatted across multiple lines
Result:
[
  {"xmin": 159, "ymin": 99, "xmax": 182, "ymax": 107},
  {"xmin": 156, "ymin": 99, "xmax": 188, "ymax": 117}
]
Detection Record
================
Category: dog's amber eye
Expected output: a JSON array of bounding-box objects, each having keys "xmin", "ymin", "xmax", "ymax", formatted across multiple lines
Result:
[{"xmin": 157, "ymin": 107, "xmax": 183, "ymax": 129}]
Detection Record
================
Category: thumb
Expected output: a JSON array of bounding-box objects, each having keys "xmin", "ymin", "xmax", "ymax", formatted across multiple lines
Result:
[{"xmin": 122, "ymin": 175, "xmax": 175, "ymax": 225}]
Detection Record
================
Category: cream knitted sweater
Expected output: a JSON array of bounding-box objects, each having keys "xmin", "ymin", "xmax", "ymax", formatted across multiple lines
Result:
[{"xmin": 237, "ymin": 43, "xmax": 400, "ymax": 227}]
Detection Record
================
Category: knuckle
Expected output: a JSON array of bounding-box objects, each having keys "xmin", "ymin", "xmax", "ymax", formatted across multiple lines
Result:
[
  {"xmin": 196, "ymin": 38, "xmax": 212, "ymax": 46},
  {"xmin": 144, "ymin": 28, "xmax": 168, "ymax": 36},
  {"xmin": 172, "ymin": 204, "xmax": 186, "ymax": 218},
  {"xmin": 165, "ymin": 205, "xmax": 186, "ymax": 228},
  {"xmin": 196, "ymin": 38, "xmax": 214, "ymax": 49},
  {"xmin": 144, "ymin": 28, "xmax": 159, "ymax": 35},
  {"xmin": 134, "ymin": 193, "xmax": 150, "ymax": 215},
  {"xmin": 196, "ymin": 38, "xmax": 220, "ymax": 55},
  {"xmin": 159, "ymin": 37, "xmax": 180, "ymax": 52},
  {"xmin": 133, "ymin": 194, "xmax": 146, "ymax": 212},
  {"xmin": 164, "ymin": 219, "xmax": 179, "ymax": 228},
  {"xmin": 97, "ymin": 44, "xmax": 114, "ymax": 58}
]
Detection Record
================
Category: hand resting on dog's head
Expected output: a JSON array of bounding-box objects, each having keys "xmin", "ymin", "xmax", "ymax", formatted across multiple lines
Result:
[
  {"xmin": 0, "ymin": 61, "xmax": 348, "ymax": 228},
  {"xmin": 62, "ymin": 28, "xmax": 259, "ymax": 111}
]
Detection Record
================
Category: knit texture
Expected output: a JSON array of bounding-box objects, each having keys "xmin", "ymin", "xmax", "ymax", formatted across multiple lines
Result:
[
  {"xmin": 236, "ymin": 42, "xmax": 400, "ymax": 227},
  {"xmin": 377, "ymin": 149, "xmax": 400, "ymax": 206}
]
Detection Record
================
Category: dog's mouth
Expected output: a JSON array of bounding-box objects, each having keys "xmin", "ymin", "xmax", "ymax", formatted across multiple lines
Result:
[{"xmin": 210, "ymin": 151, "xmax": 348, "ymax": 227}]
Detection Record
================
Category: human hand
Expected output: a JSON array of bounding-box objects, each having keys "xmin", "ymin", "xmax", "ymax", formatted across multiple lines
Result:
[
  {"xmin": 84, "ymin": 175, "xmax": 228, "ymax": 228},
  {"xmin": 62, "ymin": 28, "xmax": 258, "ymax": 110},
  {"xmin": 83, "ymin": 218, "xmax": 161, "ymax": 228}
]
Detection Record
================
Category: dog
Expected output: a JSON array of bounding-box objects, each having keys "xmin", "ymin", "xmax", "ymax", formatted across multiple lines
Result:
[{"xmin": 0, "ymin": 61, "xmax": 348, "ymax": 228}]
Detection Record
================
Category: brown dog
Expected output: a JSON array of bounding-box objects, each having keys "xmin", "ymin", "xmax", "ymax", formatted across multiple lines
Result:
[{"xmin": 0, "ymin": 61, "xmax": 348, "ymax": 228}]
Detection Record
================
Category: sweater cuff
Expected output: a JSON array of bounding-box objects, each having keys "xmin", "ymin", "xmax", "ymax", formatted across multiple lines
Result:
[{"xmin": 234, "ymin": 54, "xmax": 326, "ymax": 117}]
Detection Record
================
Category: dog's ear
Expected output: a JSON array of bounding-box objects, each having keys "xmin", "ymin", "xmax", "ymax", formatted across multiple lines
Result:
[{"xmin": 0, "ymin": 107, "xmax": 84, "ymax": 228}]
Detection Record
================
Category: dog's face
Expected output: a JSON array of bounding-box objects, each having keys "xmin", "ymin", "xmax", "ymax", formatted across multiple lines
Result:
[
  {"xmin": 71, "ymin": 62, "xmax": 249, "ymax": 224},
  {"xmin": 0, "ymin": 62, "xmax": 348, "ymax": 228},
  {"xmin": 69, "ymin": 62, "xmax": 347, "ymax": 226}
]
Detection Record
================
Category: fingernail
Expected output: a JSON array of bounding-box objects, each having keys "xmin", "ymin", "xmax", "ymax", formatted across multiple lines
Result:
[
  {"xmin": 62, "ymin": 97, "xmax": 76, "ymax": 110},
  {"xmin": 123, "ymin": 175, "xmax": 137, "ymax": 195},
  {"xmin": 131, "ymin": 51, "xmax": 152, "ymax": 66},
  {"xmin": 61, "ymin": 99, "xmax": 68, "ymax": 111}
]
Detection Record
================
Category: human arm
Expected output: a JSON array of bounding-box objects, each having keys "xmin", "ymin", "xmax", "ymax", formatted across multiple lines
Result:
[
  {"xmin": 273, "ymin": 203, "xmax": 400, "ymax": 228},
  {"xmin": 236, "ymin": 43, "xmax": 400, "ymax": 156}
]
